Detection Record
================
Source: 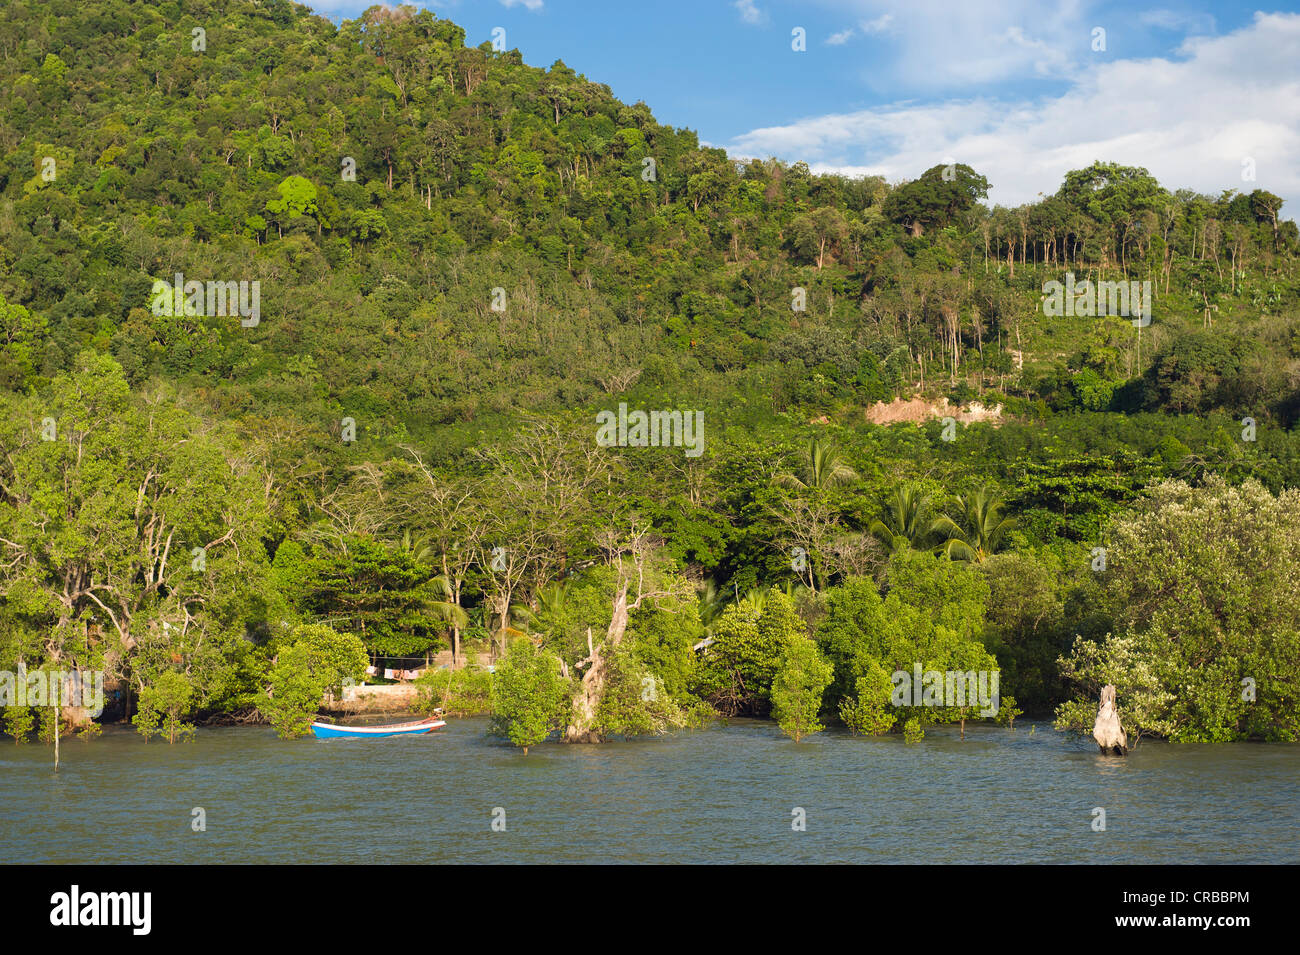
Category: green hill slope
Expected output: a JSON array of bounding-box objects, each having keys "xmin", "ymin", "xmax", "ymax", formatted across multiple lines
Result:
[{"xmin": 2, "ymin": 0, "xmax": 1300, "ymax": 741}]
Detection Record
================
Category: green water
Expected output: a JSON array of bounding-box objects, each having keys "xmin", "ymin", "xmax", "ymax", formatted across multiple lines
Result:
[{"xmin": 3, "ymin": 718, "xmax": 1296, "ymax": 863}]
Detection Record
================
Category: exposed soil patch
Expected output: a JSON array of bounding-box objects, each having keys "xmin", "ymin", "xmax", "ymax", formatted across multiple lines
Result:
[{"xmin": 865, "ymin": 396, "xmax": 1003, "ymax": 426}]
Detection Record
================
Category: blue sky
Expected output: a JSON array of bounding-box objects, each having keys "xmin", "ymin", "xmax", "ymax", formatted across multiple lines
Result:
[{"xmin": 305, "ymin": 1, "xmax": 1300, "ymax": 214}]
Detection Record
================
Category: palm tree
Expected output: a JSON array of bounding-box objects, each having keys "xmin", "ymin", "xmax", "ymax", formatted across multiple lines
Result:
[
  {"xmin": 737, "ymin": 587, "xmax": 769, "ymax": 614},
  {"xmin": 473, "ymin": 600, "xmax": 527, "ymax": 651},
  {"xmin": 398, "ymin": 528, "xmax": 436, "ymax": 564},
  {"xmin": 933, "ymin": 488, "xmax": 1016, "ymax": 562},
  {"xmin": 423, "ymin": 573, "xmax": 470, "ymax": 630},
  {"xmin": 869, "ymin": 482, "xmax": 944, "ymax": 552},
  {"xmin": 696, "ymin": 579, "xmax": 728, "ymax": 633},
  {"xmin": 775, "ymin": 438, "xmax": 859, "ymax": 491},
  {"xmin": 510, "ymin": 580, "xmax": 572, "ymax": 644},
  {"xmin": 691, "ymin": 579, "xmax": 730, "ymax": 651},
  {"xmin": 393, "ymin": 532, "xmax": 469, "ymax": 633}
]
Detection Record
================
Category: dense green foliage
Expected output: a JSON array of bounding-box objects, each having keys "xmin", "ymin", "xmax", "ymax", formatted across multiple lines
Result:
[
  {"xmin": 489, "ymin": 638, "xmax": 570, "ymax": 752},
  {"xmin": 2, "ymin": 1, "xmax": 1299, "ymax": 746},
  {"xmin": 260, "ymin": 623, "xmax": 368, "ymax": 737},
  {"xmin": 771, "ymin": 635, "xmax": 833, "ymax": 742},
  {"xmin": 1054, "ymin": 478, "xmax": 1300, "ymax": 742},
  {"xmin": 415, "ymin": 663, "xmax": 491, "ymax": 717}
]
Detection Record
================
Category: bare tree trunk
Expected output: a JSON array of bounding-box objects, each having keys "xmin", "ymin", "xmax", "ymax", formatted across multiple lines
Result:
[
  {"xmin": 566, "ymin": 580, "xmax": 631, "ymax": 743},
  {"xmin": 1093, "ymin": 684, "xmax": 1128, "ymax": 755}
]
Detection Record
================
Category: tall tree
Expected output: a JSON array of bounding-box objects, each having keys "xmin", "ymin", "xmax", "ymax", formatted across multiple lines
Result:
[{"xmin": 934, "ymin": 488, "xmax": 1017, "ymax": 562}]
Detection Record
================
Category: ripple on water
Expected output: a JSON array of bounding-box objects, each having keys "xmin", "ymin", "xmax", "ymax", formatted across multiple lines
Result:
[{"xmin": 1, "ymin": 720, "xmax": 1297, "ymax": 863}]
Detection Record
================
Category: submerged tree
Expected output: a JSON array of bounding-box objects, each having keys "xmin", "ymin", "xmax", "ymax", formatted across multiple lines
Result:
[
  {"xmin": 771, "ymin": 636, "xmax": 833, "ymax": 741},
  {"xmin": 260, "ymin": 624, "xmax": 369, "ymax": 739},
  {"xmin": 1055, "ymin": 477, "xmax": 1300, "ymax": 742},
  {"xmin": 490, "ymin": 638, "xmax": 571, "ymax": 754},
  {"xmin": 693, "ymin": 588, "xmax": 804, "ymax": 716},
  {"xmin": 566, "ymin": 525, "xmax": 691, "ymax": 742},
  {"xmin": 134, "ymin": 670, "xmax": 196, "ymax": 744}
]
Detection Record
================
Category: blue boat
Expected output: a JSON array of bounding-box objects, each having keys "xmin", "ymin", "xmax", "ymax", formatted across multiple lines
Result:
[{"xmin": 310, "ymin": 716, "xmax": 446, "ymax": 739}]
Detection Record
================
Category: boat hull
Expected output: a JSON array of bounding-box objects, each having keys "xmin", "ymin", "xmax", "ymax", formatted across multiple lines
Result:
[{"xmin": 310, "ymin": 717, "xmax": 446, "ymax": 739}]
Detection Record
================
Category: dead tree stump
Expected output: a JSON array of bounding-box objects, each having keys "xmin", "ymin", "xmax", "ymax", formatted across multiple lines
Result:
[{"xmin": 1092, "ymin": 684, "xmax": 1128, "ymax": 756}]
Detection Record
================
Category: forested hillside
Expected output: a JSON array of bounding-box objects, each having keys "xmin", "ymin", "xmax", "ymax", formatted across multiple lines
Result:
[{"xmin": 2, "ymin": 0, "xmax": 1299, "ymax": 746}]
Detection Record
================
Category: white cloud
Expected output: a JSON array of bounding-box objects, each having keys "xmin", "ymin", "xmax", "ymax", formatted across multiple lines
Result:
[
  {"xmin": 735, "ymin": 0, "xmax": 766, "ymax": 26},
  {"xmin": 826, "ymin": 12, "xmax": 894, "ymax": 45},
  {"xmin": 807, "ymin": 0, "xmax": 1088, "ymax": 89},
  {"xmin": 726, "ymin": 12, "xmax": 1300, "ymax": 216},
  {"xmin": 500, "ymin": 0, "xmax": 544, "ymax": 11},
  {"xmin": 859, "ymin": 13, "xmax": 893, "ymax": 34},
  {"xmin": 1139, "ymin": 9, "xmax": 1216, "ymax": 33}
]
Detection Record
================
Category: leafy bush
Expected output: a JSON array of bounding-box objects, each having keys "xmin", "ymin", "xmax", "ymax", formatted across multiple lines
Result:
[
  {"xmin": 489, "ymin": 639, "xmax": 571, "ymax": 753},
  {"xmin": 771, "ymin": 637, "xmax": 833, "ymax": 741}
]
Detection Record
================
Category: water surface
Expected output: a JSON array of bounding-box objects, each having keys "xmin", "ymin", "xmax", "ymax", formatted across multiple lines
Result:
[{"xmin": 2, "ymin": 719, "xmax": 1296, "ymax": 863}]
